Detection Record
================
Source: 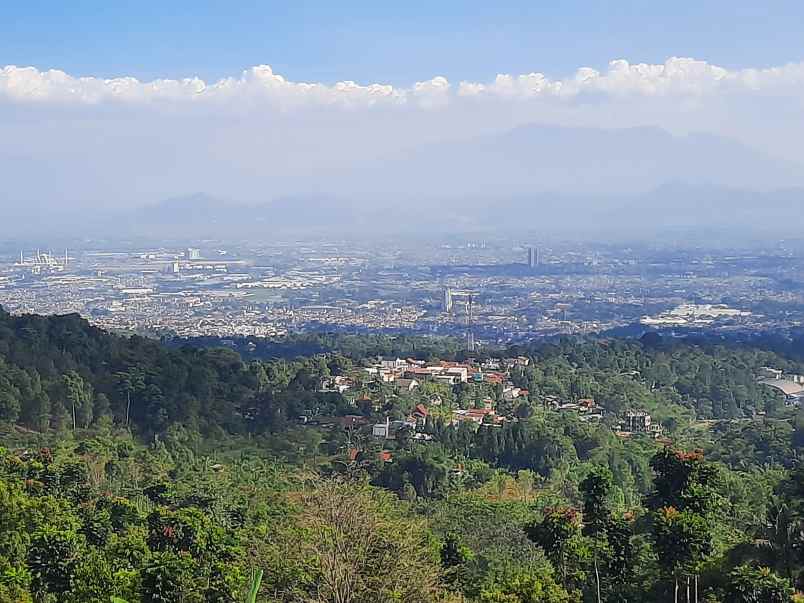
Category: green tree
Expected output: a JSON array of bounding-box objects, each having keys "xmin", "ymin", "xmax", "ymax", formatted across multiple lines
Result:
[
  {"xmin": 115, "ymin": 368, "xmax": 146, "ymax": 428},
  {"xmin": 652, "ymin": 507, "xmax": 713, "ymax": 603},
  {"xmin": 525, "ymin": 508, "xmax": 587, "ymax": 591},
  {"xmin": 27, "ymin": 527, "xmax": 81, "ymax": 599},
  {"xmin": 63, "ymin": 371, "xmax": 94, "ymax": 430},
  {"xmin": 580, "ymin": 467, "xmax": 612, "ymax": 603},
  {"xmin": 648, "ymin": 448, "xmax": 722, "ymax": 602},
  {"xmin": 478, "ymin": 569, "xmax": 573, "ymax": 603},
  {"xmin": 93, "ymin": 393, "xmax": 113, "ymax": 426},
  {"xmin": 441, "ymin": 533, "xmax": 474, "ymax": 588},
  {"xmin": 724, "ymin": 564, "xmax": 794, "ymax": 603},
  {"xmin": 0, "ymin": 389, "xmax": 20, "ymax": 424},
  {"xmin": 140, "ymin": 551, "xmax": 201, "ymax": 603}
]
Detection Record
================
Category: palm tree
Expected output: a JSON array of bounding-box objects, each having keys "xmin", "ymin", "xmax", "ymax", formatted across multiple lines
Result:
[{"xmin": 758, "ymin": 502, "xmax": 802, "ymax": 581}]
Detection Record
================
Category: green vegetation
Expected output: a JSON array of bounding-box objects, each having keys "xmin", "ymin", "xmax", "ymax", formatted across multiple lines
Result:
[{"xmin": 2, "ymin": 308, "xmax": 804, "ymax": 601}]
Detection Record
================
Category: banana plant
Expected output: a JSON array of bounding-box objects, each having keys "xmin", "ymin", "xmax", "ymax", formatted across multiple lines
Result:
[{"xmin": 246, "ymin": 568, "xmax": 264, "ymax": 603}]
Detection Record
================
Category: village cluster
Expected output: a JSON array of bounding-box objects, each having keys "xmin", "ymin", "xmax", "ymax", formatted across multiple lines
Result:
[{"xmin": 307, "ymin": 355, "xmax": 665, "ymax": 447}]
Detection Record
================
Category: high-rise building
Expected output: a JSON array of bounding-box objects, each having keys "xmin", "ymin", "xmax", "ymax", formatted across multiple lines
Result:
[
  {"xmin": 527, "ymin": 246, "xmax": 539, "ymax": 269},
  {"xmin": 186, "ymin": 247, "xmax": 201, "ymax": 260}
]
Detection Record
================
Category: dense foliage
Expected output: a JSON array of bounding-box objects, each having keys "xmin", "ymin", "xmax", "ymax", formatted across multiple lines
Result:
[
  {"xmin": 0, "ymin": 309, "xmax": 796, "ymax": 436},
  {"xmin": 2, "ymin": 308, "xmax": 804, "ymax": 601}
]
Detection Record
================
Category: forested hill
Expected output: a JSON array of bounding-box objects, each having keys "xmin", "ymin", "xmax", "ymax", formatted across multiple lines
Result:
[
  {"xmin": 165, "ymin": 331, "xmax": 472, "ymax": 361},
  {"xmin": 4, "ymin": 308, "xmax": 804, "ymax": 600},
  {"xmin": 0, "ymin": 307, "xmax": 261, "ymax": 434},
  {"xmin": 1, "ymin": 306, "xmax": 803, "ymax": 436}
]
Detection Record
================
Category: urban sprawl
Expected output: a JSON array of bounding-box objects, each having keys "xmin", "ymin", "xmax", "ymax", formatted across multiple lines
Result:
[{"xmin": 1, "ymin": 238, "xmax": 804, "ymax": 344}]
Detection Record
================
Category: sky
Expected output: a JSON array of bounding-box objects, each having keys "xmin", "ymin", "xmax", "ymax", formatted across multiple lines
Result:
[
  {"xmin": 4, "ymin": 1, "xmax": 804, "ymax": 84},
  {"xmin": 3, "ymin": 1, "xmax": 804, "ymax": 213}
]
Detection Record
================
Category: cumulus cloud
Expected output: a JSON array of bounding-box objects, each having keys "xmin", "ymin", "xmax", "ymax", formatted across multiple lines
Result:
[
  {"xmin": 2, "ymin": 56, "xmax": 804, "ymax": 213},
  {"xmin": 0, "ymin": 63, "xmax": 406, "ymax": 109},
  {"xmin": 3, "ymin": 57, "xmax": 804, "ymax": 110}
]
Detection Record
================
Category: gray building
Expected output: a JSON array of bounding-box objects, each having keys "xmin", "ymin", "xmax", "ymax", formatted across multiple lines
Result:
[{"xmin": 527, "ymin": 246, "xmax": 539, "ymax": 269}]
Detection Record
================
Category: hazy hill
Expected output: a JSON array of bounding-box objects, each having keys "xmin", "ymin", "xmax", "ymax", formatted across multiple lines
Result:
[
  {"xmin": 116, "ymin": 188, "xmax": 804, "ymax": 241},
  {"xmin": 339, "ymin": 124, "xmax": 804, "ymax": 198},
  {"xmin": 129, "ymin": 125, "xmax": 804, "ymax": 237},
  {"xmin": 4, "ymin": 124, "xmax": 804, "ymax": 240}
]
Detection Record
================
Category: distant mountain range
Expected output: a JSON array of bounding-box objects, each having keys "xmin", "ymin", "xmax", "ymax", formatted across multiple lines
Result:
[
  {"xmin": 4, "ymin": 124, "xmax": 804, "ymax": 240},
  {"xmin": 122, "ymin": 184, "xmax": 804, "ymax": 241},
  {"xmin": 337, "ymin": 124, "xmax": 804, "ymax": 198}
]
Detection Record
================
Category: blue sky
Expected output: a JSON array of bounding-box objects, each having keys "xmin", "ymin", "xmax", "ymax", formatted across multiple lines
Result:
[{"xmin": 4, "ymin": 0, "xmax": 804, "ymax": 84}]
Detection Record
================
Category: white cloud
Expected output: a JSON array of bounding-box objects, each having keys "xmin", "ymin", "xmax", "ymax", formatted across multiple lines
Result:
[
  {"xmin": 459, "ymin": 58, "xmax": 804, "ymax": 101},
  {"xmin": 3, "ymin": 57, "xmax": 804, "ymax": 110},
  {"xmin": 3, "ymin": 56, "xmax": 804, "ymax": 210}
]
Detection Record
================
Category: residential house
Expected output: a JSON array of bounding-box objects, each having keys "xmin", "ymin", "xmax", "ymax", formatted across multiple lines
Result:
[
  {"xmin": 412, "ymin": 404, "xmax": 429, "ymax": 427},
  {"xmin": 621, "ymin": 410, "xmax": 663, "ymax": 436},
  {"xmin": 395, "ymin": 378, "xmax": 419, "ymax": 392},
  {"xmin": 502, "ymin": 386, "xmax": 522, "ymax": 401}
]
